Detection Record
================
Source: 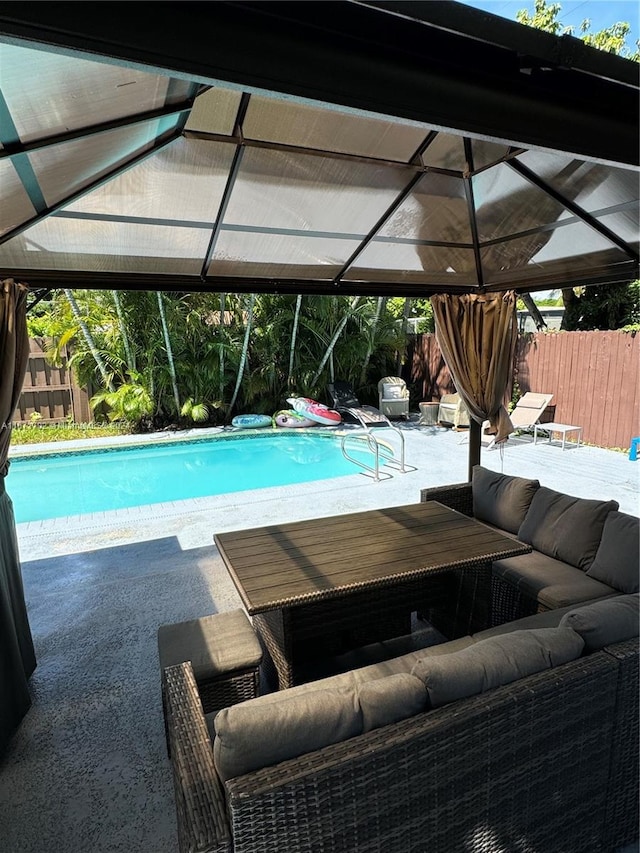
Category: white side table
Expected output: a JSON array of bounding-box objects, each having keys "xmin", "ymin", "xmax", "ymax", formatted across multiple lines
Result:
[{"xmin": 533, "ymin": 422, "xmax": 582, "ymax": 450}]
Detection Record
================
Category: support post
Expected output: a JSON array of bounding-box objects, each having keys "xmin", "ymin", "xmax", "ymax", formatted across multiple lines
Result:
[{"xmin": 468, "ymin": 418, "xmax": 481, "ymax": 481}]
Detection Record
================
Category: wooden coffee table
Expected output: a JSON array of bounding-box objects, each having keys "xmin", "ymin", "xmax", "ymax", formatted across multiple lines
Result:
[{"xmin": 215, "ymin": 501, "xmax": 530, "ymax": 689}]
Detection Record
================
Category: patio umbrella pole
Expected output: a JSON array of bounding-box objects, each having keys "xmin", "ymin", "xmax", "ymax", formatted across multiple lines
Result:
[{"xmin": 468, "ymin": 418, "xmax": 481, "ymax": 481}]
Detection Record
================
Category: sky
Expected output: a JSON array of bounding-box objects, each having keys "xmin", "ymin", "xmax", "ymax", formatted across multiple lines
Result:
[{"xmin": 460, "ymin": 0, "xmax": 640, "ymax": 50}]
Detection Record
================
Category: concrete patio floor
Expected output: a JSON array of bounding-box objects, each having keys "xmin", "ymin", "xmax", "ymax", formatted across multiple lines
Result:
[{"xmin": 2, "ymin": 421, "xmax": 638, "ymax": 852}]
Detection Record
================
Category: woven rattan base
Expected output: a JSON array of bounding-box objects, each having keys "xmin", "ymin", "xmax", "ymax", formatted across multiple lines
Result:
[
  {"xmin": 197, "ymin": 668, "xmax": 260, "ymax": 714},
  {"xmin": 419, "ymin": 564, "xmax": 492, "ymax": 639},
  {"xmin": 490, "ymin": 574, "xmax": 549, "ymax": 626},
  {"xmin": 158, "ymin": 611, "xmax": 262, "ymax": 753},
  {"xmin": 602, "ymin": 638, "xmax": 639, "ymax": 849},
  {"xmin": 254, "ymin": 568, "xmax": 492, "ymax": 690},
  {"xmin": 254, "ymin": 592, "xmax": 411, "ymax": 691}
]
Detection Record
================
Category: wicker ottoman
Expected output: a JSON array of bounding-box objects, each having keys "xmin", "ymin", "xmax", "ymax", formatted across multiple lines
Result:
[{"xmin": 158, "ymin": 609, "xmax": 263, "ymax": 716}]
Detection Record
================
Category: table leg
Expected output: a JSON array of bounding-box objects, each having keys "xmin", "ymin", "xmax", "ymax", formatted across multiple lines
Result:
[
  {"xmin": 253, "ymin": 611, "xmax": 294, "ymax": 691},
  {"xmin": 452, "ymin": 563, "xmax": 492, "ymax": 637},
  {"xmin": 254, "ymin": 596, "xmax": 413, "ymax": 690},
  {"xmin": 251, "ymin": 563, "xmax": 496, "ymax": 689}
]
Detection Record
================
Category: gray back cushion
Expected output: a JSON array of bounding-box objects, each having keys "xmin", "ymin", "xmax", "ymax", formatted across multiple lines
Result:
[
  {"xmin": 472, "ymin": 466, "xmax": 540, "ymax": 534},
  {"xmin": 213, "ymin": 672, "xmax": 426, "ymax": 781},
  {"xmin": 517, "ymin": 487, "xmax": 619, "ymax": 570},
  {"xmin": 411, "ymin": 627, "xmax": 584, "ymax": 708},
  {"xmin": 586, "ymin": 512, "xmax": 639, "ymax": 593},
  {"xmin": 559, "ymin": 594, "xmax": 639, "ymax": 652}
]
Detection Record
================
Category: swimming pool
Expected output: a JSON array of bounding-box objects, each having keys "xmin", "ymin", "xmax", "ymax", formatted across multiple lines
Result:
[{"xmin": 8, "ymin": 432, "xmax": 374, "ymax": 523}]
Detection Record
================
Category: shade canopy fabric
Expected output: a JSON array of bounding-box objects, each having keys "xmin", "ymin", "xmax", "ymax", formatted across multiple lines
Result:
[{"xmin": 0, "ymin": 2, "xmax": 638, "ymax": 300}]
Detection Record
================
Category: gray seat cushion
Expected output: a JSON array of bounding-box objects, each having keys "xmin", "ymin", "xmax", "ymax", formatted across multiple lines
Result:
[
  {"xmin": 586, "ymin": 511, "xmax": 639, "ymax": 594},
  {"xmin": 473, "ymin": 603, "xmax": 588, "ymax": 639},
  {"xmin": 266, "ymin": 634, "xmax": 477, "ymax": 702},
  {"xmin": 411, "ymin": 627, "xmax": 584, "ymax": 708},
  {"xmin": 212, "ymin": 672, "xmax": 426, "ymax": 780},
  {"xmin": 559, "ymin": 594, "xmax": 640, "ymax": 652},
  {"xmin": 472, "ymin": 465, "xmax": 540, "ymax": 535},
  {"xmin": 157, "ymin": 609, "xmax": 263, "ymax": 679},
  {"xmin": 517, "ymin": 487, "xmax": 619, "ymax": 570},
  {"xmin": 493, "ymin": 551, "xmax": 617, "ymax": 609}
]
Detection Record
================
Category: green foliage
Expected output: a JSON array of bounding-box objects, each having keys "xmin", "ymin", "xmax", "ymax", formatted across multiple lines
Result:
[
  {"xmin": 11, "ymin": 422, "xmax": 129, "ymax": 445},
  {"xmin": 627, "ymin": 280, "xmax": 640, "ymax": 324},
  {"xmin": 90, "ymin": 378, "xmax": 153, "ymax": 424},
  {"xmin": 386, "ymin": 297, "xmax": 434, "ymax": 333},
  {"xmin": 581, "ymin": 20, "xmax": 639, "ymax": 60},
  {"xmin": 517, "ymin": 0, "xmax": 639, "ymax": 60},
  {"xmin": 181, "ymin": 398, "xmax": 210, "ymax": 423},
  {"xmin": 517, "ymin": 0, "xmax": 565, "ymax": 35},
  {"xmin": 510, "ymin": 379, "xmax": 523, "ymax": 412},
  {"xmin": 26, "ymin": 292, "xmax": 74, "ymax": 339},
  {"xmin": 29, "ymin": 290, "xmax": 411, "ymax": 427},
  {"xmin": 561, "ymin": 281, "xmax": 639, "ymax": 331},
  {"xmin": 535, "ymin": 296, "xmax": 563, "ymax": 307}
]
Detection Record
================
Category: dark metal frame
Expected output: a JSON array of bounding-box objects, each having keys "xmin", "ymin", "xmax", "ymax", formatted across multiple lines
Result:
[
  {"xmin": 0, "ymin": 1, "xmax": 637, "ymax": 298},
  {"xmin": 0, "ymin": 2, "xmax": 636, "ymax": 164}
]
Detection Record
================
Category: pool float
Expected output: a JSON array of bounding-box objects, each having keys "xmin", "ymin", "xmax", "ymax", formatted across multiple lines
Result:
[
  {"xmin": 231, "ymin": 414, "xmax": 273, "ymax": 429},
  {"xmin": 274, "ymin": 409, "xmax": 318, "ymax": 428},
  {"xmin": 287, "ymin": 397, "xmax": 342, "ymax": 426}
]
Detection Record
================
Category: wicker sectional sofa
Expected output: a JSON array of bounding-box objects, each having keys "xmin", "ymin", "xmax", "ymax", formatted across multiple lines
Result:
[
  {"xmin": 420, "ymin": 465, "xmax": 639, "ymax": 629},
  {"xmin": 164, "ymin": 593, "xmax": 639, "ymax": 853}
]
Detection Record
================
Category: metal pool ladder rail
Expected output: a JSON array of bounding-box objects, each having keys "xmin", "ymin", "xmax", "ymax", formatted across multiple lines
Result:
[{"xmin": 340, "ymin": 422, "xmax": 416, "ymax": 481}]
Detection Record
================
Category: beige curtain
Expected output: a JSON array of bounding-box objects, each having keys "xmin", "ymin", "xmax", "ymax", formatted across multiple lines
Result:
[
  {"xmin": 1, "ymin": 278, "xmax": 36, "ymax": 757},
  {"xmin": 431, "ymin": 291, "xmax": 518, "ymax": 444},
  {"xmin": 1, "ymin": 279, "xmax": 29, "ymax": 473}
]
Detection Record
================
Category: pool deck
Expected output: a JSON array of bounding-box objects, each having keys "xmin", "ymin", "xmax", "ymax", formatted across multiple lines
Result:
[
  {"xmin": 13, "ymin": 419, "xmax": 639, "ymax": 560},
  {"xmin": 3, "ymin": 420, "xmax": 639, "ymax": 853}
]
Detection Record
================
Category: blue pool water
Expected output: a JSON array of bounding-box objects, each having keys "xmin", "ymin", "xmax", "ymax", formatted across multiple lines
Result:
[{"xmin": 8, "ymin": 432, "xmax": 372, "ymax": 523}]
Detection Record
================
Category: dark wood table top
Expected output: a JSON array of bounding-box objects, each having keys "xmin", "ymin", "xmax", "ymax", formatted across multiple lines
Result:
[{"xmin": 214, "ymin": 501, "xmax": 531, "ymax": 614}]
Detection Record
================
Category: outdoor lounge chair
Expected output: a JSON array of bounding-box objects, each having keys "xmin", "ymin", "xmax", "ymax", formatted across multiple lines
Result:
[
  {"xmin": 485, "ymin": 391, "xmax": 554, "ymax": 448},
  {"xmin": 327, "ymin": 381, "xmax": 390, "ymax": 428}
]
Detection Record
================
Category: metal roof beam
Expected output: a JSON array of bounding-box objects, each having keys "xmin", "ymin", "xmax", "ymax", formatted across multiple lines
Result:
[
  {"xmin": 0, "ymin": 102, "xmax": 194, "ymax": 160},
  {"xmin": 0, "ymin": 1, "xmax": 637, "ymax": 168},
  {"xmin": 0, "ymin": 131, "xmax": 182, "ymax": 247},
  {"xmin": 10, "ymin": 261, "xmax": 638, "ymax": 298}
]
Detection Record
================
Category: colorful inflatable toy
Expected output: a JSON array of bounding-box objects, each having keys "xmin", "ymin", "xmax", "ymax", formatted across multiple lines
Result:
[
  {"xmin": 274, "ymin": 409, "xmax": 318, "ymax": 428},
  {"xmin": 231, "ymin": 414, "xmax": 273, "ymax": 429},
  {"xmin": 287, "ymin": 397, "xmax": 342, "ymax": 426}
]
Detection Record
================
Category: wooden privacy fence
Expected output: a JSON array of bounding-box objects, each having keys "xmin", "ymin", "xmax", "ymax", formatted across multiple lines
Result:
[
  {"xmin": 407, "ymin": 330, "xmax": 640, "ymax": 450},
  {"xmin": 15, "ymin": 338, "xmax": 91, "ymax": 425}
]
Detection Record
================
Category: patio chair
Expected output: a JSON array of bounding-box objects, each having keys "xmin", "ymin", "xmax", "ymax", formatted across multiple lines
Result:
[
  {"xmin": 437, "ymin": 392, "xmax": 470, "ymax": 429},
  {"xmin": 377, "ymin": 376, "xmax": 410, "ymax": 419}
]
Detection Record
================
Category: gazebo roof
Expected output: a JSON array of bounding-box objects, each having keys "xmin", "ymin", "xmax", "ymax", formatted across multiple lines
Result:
[{"xmin": 0, "ymin": 1, "xmax": 638, "ymax": 299}]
